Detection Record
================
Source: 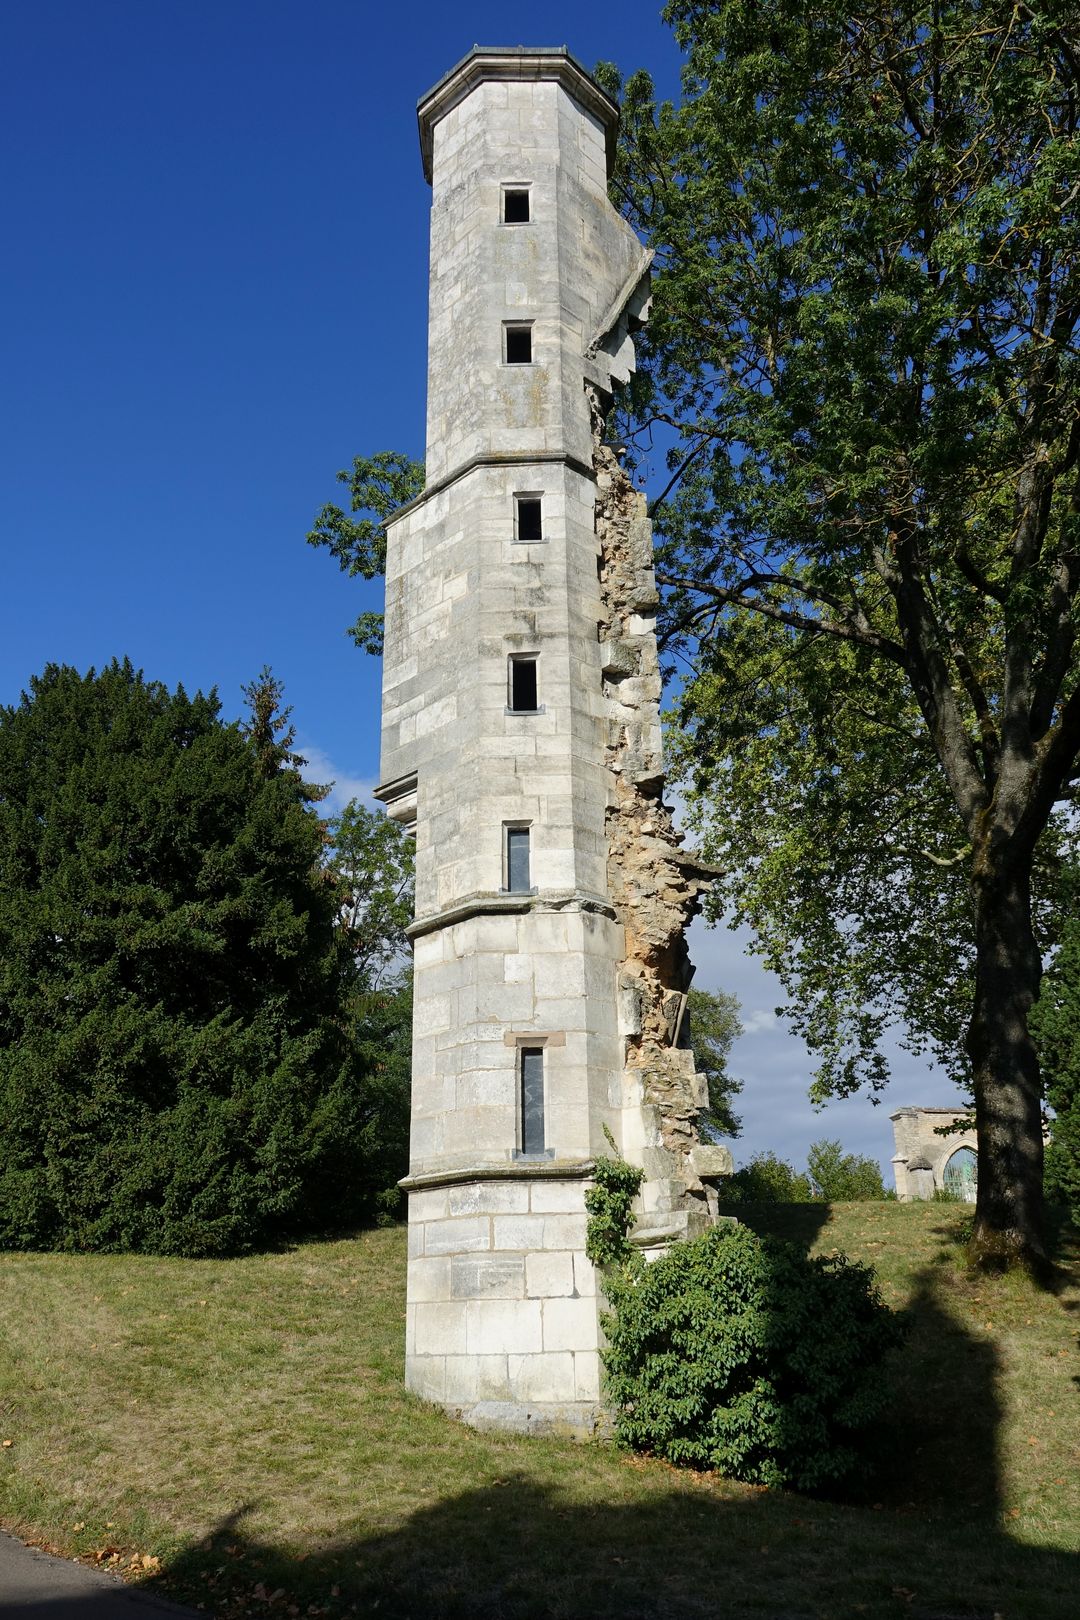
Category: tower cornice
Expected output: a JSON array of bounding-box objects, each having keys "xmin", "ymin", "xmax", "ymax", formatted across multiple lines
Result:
[{"xmin": 416, "ymin": 45, "xmax": 619, "ymax": 183}]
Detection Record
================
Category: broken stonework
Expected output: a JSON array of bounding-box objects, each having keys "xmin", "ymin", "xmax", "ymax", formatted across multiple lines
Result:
[{"xmin": 588, "ymin": 383, "xmax": 721, "ymax": 1239}]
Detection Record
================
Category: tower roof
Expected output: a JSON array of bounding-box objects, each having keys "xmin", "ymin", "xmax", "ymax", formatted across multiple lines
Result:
[{"xmin": 416, "ymin": 45, "xmax": 619, "ymax": 184}]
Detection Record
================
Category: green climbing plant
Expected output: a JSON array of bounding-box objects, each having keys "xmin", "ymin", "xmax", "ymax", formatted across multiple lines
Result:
[{"xmin": 584, "ymin": 1155, "xmax": 645, "ymax": 1268}]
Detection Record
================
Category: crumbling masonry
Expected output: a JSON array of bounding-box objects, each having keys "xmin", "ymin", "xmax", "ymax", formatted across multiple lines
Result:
[
  {"xmin": 591, "ymin": 387, "xmax": 723, "ymax": 1234},
  {"xmin": 375, "ymin": 47, "xmax": 728, "ymax": 1436}
]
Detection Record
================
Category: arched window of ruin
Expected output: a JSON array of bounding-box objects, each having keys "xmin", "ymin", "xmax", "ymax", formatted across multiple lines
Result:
[{"xmin": 943, "ymin": 1146, "xmax": 978, "ymax": 1203}]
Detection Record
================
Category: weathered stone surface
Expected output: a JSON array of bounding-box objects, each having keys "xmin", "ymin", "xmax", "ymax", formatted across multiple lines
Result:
[
  {"xmin": 380, "ymin": 47, "xmax": 728, "ymax": 1439},
  {"xmin": 590, "ymin": 381, "xmax": 719, "ymax": 1235},
  {"xmin": 890, "ymin": 1106, "xmax": 980, "ymax": 1200},
  {"xmin": 689, "ymin": 1143, "xmax": 735, "ymax": 1179}
]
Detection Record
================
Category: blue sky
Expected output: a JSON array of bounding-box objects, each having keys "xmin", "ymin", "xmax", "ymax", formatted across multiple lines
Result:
[{"xmin": 0, "ymin": 0, "xmax": 965, "ymax": 1177}]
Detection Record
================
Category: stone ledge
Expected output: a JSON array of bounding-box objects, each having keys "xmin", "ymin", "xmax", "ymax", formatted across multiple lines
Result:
[
  {"xmin": 401, "ymin": 1159, "xmax": 595, "ymax": 1193},
  {"xmin": 385, "ymin": 449, "xmax": 595, "ymax": 530},
  {"xmin": 417, "ymin": 47, "xmax": 618, "ymax": 183},
  {"xmin": 407, "ymin": 889, "xmax": 617, "ymax": 940},
  {"xmin": 444, "ymin": 1397, "xmax": 611, "ymax": 1440}
]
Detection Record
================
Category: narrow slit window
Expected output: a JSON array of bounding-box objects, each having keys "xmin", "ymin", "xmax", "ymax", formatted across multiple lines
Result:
[
  {"xmin": 502, "ymin": 188, "xmax": 530, "ymax": 224},
  {"xmin": 504, "ymin": 323, "xmax": 533, "ymax": 365},
  {"xmin": 514, "ymin": 495, "xmax": 543, "ymax": 541},
  {"xmin": 505, "ymin": 824, "xmax": 531, "ymax": 893},
  {"xmin": 520, "ymin": 1047, "xmax": 545, "ymax": 1156},
  {"xmin": 509, "ymin": 656, "xmax": 539, "ymax": 712}
]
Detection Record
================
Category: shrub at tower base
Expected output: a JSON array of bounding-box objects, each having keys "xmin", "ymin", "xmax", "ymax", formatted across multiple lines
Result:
[
  {"xmin": 589, "ymin": 1161, "xmax": 903, "ymax": 1489},
  {"xmin": 0, "ymin": 661, "xmax": 377, "ymax": 1257}
]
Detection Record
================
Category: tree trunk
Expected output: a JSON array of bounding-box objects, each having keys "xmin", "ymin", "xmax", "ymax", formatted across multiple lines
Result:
[{"xmin": 965, "ymin": 842, "xmax": 1047, "ymax": 1275}]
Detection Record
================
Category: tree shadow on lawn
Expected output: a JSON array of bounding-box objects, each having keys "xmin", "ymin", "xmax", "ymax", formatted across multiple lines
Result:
[
  {"xmin": 23, "ymin": 1207, "xmax": 1075, "ymax": 1620},
  {"xmin": 142, "ymin": 1452, "xmax": 1075, "ymax": 1620},
  {"xmin": 135, "ymin": 1236, "xmax": 1075, "ymax": 1620}
]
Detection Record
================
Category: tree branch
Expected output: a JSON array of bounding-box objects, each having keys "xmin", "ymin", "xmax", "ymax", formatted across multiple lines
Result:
[{"xmin": 656, "ymin": 572, "xmax": 907, "ymax": 661}]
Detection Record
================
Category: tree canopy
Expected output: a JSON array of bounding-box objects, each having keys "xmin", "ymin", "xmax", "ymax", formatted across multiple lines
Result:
[
  {"xmin": 0, "ymin": 661, "xmax": 402, "ymax": 1255},
  {"xmin": 602, "ymin": 0, "xmax": 1080, "ymax": 1269},
  {"xmin": 1031, "ymin": 864, "xmax": 1080, "ymax": 1223},
  {"xmin": 686, "ymin": 986, "xmax": 744, "ymax": 1137}
]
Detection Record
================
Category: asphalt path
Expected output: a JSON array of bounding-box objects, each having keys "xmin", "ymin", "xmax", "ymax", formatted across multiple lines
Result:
[{"xmin": 0, "ymin": 1534, "xmax": 201, "ymax": 1618}]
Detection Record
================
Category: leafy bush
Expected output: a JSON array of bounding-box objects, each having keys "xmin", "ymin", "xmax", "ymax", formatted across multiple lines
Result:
[
  {"xmin": 723, "ymin": 1150, "xmax": 814, "ymax": 1203},
  {"xmin": 601, "ymin": 1219, "xmax": 903, "ymax": 1489},
  {"xmin": 584, "ymin": 1155, "xmax": 644, "ymax": 1266},
  {"xmin": 807, "ymin": 1139, "xmax": 888, "ymax": 1200}
]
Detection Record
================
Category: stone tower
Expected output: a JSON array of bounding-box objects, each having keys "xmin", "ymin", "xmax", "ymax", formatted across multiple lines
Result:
[{"xmin": 375, "ymin": 46, "xmax": 724, "ymax": 1435}]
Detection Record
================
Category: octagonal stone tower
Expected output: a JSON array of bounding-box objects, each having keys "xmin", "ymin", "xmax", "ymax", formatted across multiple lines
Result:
[{"xmin": 375, "ymin": 47, "xmax": 723, "ymax": 1435}]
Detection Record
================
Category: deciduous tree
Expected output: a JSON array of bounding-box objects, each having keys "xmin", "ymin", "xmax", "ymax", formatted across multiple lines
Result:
[
  {"xmin": 1031, "ymin": 866, "xmax": 1080, "ymax": 1224},
  {"xmin": 686, "ymin": 986, "xmax": 743, "ymax": 1137},
  {"xmin": 601, "ymin": 0, "xmax": 1080, "ymax": 1271},
  {"xmin": 326, "ymin": 799, "xmax": 416, "ymax": 1219},
  {"xmin": 307, "ymin": 452, "xmax": 424, "ymax": 655}
]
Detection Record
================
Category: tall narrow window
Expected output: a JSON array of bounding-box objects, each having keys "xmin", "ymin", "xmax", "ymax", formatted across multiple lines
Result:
[
  {"xmin": 508, "ymin": 655, "xmax": 539, "ymax": 712},
  {"xmin": 520, "ymin": 1047, "xmax": 545, "ymax": 1155},
  {"xmin": 504, "ymin": 322, "xmax": 533, "ymax": 365},
  {"xmin": 502, "ymin": 187, "xmax": 530, "ymax": 224},
  {"xmin": 514, "ymin": 494, "xmax": 543, "ymax": 541},
  {"xmin": 505, "ymin": 824, "xmax": 531, "ymax": 893}
]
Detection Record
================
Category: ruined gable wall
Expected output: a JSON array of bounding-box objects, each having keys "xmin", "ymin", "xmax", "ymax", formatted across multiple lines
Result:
[{"xmin": 588, "ymin": 385, "xmax": 728, "ymax": 1237}]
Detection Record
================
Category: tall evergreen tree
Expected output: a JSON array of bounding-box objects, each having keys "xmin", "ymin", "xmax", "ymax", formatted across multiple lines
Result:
[{"xmin": 0, "ymin": 661, "xmax": 365, "ymax": 1255}]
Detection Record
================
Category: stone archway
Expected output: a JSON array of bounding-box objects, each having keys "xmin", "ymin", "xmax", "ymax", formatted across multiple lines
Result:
[
  {"xmin": 890, "ymin": 1107, "xmax": 979, "ymax": 1200},
  {"xmin": 943, "ymin": 1145, "xmax": 978, "ymax": 1203}
]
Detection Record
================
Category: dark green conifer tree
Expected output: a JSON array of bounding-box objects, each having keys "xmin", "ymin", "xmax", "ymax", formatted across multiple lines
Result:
[{"xmin": 0, "ymin": 660, "xmax": 364, "ymax": 1255}]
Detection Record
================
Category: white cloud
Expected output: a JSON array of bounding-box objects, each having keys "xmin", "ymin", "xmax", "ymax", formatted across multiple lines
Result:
[
  {"xmin": 741, "ymin": 1008, "xmax": 778, "ymax": 1036},
  {"xmin": 296, "ymin": 740, "xmax": 378, "ymax": 816}
]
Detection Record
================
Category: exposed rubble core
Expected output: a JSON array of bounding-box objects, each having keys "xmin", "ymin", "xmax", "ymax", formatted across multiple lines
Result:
[{"xmin": 588, "ymin": 384, "xmax": 728, "ymax": 1240}]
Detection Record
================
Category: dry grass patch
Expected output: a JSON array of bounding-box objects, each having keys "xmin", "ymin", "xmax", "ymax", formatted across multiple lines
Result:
[{"xmin": 1, "ymin": 1205, "xmax": 1077, "ymax": 1619}]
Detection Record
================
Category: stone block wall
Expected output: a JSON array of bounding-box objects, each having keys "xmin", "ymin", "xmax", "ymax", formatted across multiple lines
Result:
[
  {"xmin": 890, "ymin": 1107, "xmax": 978, "ymax": 1199},
  {"xmin": 376, "ymin": 48, "xmax": 720, "ymax": 1435},
  {"xmin": 404, "ymin": 1173, "xmax": 601, "ymax": 1432}
]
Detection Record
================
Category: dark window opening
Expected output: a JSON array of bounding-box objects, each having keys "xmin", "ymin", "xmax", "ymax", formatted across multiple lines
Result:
[
  {"xmin": 503, "ymin": 188, "xmax": 530, "ymax": 224},
  {"xmin": 509, "ymin": 656, "xmax": 539, "ymax": 712},
  {"xmin": 506, "ymin": 824, "xmax": 531, "ymax": 893},
  {"xmin": 520, "ymin": 1047, "xmax": 545, "ymax": 1155},
  {"xmin": 505, "ymin": 323, "xmax": 533, "ymax": 365},
  {"xmin": 515, "ymin": 495, "xmax": 543, "ymax": 541}
]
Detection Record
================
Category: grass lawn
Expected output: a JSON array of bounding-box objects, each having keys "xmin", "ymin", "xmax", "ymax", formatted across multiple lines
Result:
[{"xmin": 1, "ymin": 1201, "xmax": 1077, "ymax": 1619}]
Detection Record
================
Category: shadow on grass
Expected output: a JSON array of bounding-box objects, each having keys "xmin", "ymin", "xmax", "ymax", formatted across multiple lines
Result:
[
  {"xmin": 133, "ymin": 1233, "xmax": 1075, "ymax": 1619},
  {"xmin": 726, "ymin": 1199, "xmax": 832, "ymax": 1253},
  {"xmin": 19, "ymin": 1211, "xmax": 1077, "ymax": 1620},
  {"xmin": 142, "ymin": 1455, "xmax": 1074, "ymax": 1620}
]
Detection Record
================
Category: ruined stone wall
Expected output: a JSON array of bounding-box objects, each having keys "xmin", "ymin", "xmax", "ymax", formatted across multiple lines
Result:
[
  {"xmin": 589, "ymin": 385, "xmax": 727, "ymax": 1240},
  {"xmin": 890, "ymin": 1108, "xmax": 979, "ymax": 1201}
]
